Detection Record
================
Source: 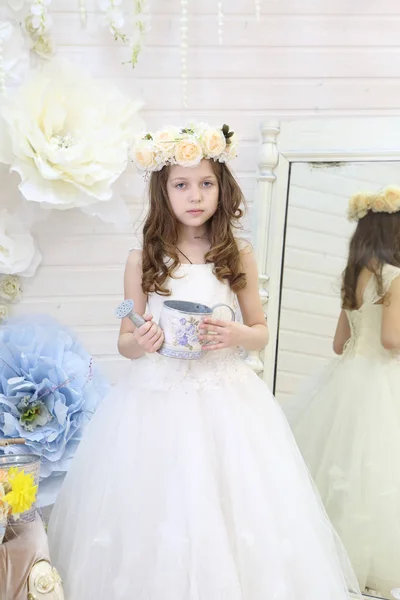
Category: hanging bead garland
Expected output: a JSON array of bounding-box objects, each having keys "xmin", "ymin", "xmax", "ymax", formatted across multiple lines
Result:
[
  {"xmin": 0, "ymin": 38, "xmax": 5, "ymax": 97},
  {"xmin": 217, "ymin": 1, "xmax": 223, "ymax": 45},
  {"xmin": 79, "ymin": 0, "xmax": 87, "ymax": 26},
  {"xmin": 180, "ymin": 0, "xmax": 188, "ymax": 107}
]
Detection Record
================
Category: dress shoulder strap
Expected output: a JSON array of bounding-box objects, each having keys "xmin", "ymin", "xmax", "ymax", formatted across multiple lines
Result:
[
  {"xmin": 381, "ymin": 264, "xmax": 400, "ymax": 296},
  {"xmin": 129, "ymin": 232, "xmax": 143, "ymax": 252},
  {"xmin": 363, "ymin": 264, "xmax": 400, "ymax": 304}
]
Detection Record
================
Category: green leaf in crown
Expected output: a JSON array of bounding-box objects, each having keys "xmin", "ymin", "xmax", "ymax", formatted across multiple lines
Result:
[{"xmin": 222, "ymin": 124, "xmax": 235, "ymax": 145}]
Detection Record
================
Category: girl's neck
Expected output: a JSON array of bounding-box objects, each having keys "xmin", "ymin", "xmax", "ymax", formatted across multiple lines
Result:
[
  {"xmin": 176, "ymin": 225, "xmax": 211, "ymax": 265},
  {"xmin": 177, "ymin": 224, "xmax": 209, "ymax": 245}
]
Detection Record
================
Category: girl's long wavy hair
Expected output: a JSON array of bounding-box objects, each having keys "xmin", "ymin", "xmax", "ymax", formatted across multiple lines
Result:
[
  {"xmin": 140, "ymin": 161, "xmax": 247, "ymax": 296},
  {"xmin": 341, "ymin": 211, "xmax": 400, "ymax": 309}
]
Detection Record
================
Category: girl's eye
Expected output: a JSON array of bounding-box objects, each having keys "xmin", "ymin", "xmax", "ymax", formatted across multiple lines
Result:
[
  {"xmin": 203, "ymin": 181, "xmax": 213, "ymax": 188},
  {"xmin": 176, "ymin": 183, "xmax": 186, "ymax": 189}
]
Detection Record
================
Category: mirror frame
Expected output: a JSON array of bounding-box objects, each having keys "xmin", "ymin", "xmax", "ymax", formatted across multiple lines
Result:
[{"xmin": 253, "ymin": 117, "xmax": 400, "ymax": 389}]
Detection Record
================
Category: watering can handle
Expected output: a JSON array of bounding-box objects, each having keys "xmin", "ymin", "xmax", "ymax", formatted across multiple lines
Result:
[{"xmin": 211, "ymin": 304, "xmax": 236, "ymax": 322}]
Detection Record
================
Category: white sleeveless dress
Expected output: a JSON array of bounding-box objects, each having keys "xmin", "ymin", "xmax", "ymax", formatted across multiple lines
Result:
[
  {"xmin": 283, "ymin": 264, "xmax": 400, "ymax": 596},
  {"xmin": 47, "ymin": 263, "xmax": 361, "ymax": 600}
]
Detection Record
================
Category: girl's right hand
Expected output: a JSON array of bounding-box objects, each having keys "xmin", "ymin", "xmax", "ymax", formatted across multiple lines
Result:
[{"xmin": 133, "ymin": 314, "xmax": 164, "ymax": 353}]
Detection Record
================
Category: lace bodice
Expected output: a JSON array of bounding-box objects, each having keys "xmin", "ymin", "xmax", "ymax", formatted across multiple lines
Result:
[{"xmin": 344, "ymin": 264, "xmax": 400, "ymax": 359}]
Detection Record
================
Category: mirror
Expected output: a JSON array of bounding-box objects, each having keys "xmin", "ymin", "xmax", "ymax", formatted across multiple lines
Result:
[
  {"xmin": 277, "ymin": 161, "xmax": 400, "ymax": 600},
  {"xmin": 255, "ymin": 119, "xmax": 400, "ymax": 600}
]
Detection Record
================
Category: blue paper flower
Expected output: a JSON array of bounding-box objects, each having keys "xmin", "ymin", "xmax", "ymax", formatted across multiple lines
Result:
[{"xmin": 0, "ymin": 315, "xmax": 110, "ymax": 505}]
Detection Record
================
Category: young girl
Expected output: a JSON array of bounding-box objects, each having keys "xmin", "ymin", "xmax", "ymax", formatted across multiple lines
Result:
[
  {"xmin": 283, "ymin": 186, "xmax": 400, "ymax": 598},
  {"xmin": 47, "ymin": 123, "xmax": 361, "ymax": 599}
]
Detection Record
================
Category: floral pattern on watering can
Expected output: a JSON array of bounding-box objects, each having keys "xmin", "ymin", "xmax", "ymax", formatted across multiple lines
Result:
[
  {"xmin": 173, "ymin": 316, "xmax": 201, "ymax": 352},
  {"xmin": 158, "ymin": 300, "xmax": 235, "ymax": 360}
]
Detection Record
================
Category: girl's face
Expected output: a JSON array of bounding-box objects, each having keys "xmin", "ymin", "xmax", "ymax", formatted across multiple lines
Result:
[{"xmin": 166, "ymin": 160, "xmax": 219, "ymax": 229}]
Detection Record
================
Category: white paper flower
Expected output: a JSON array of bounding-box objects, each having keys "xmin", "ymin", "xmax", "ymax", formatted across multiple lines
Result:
[
  {"xmin": 0, "ymin": 59, "xmax": 144, "ymax": 223},
  {"xmin": 0, "ymin": 209, "xmax": 42, "ymax": 277},
  {"xmin": 0, "ymin": 274, "xmax": 21, "ymax": 302}
]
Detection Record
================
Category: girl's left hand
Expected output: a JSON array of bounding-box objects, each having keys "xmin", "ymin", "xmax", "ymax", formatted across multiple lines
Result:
[{"xmin": 199, "ymin": 318, "xmax": 248, "ymax": 351}]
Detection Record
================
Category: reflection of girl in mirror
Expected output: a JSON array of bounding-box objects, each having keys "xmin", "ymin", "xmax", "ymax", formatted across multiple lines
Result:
[{"xmin": 285, "ymin": 186, "xmax": 400, "ymax": 598}]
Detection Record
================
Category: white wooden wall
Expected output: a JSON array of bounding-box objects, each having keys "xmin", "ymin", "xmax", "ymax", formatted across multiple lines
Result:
[
  {"xmin": 5, "ymin": 0, "xmax": 400, "ymax": 384},
  {"xmin": 275, "ymin": 161, "xmax": 400, "ymax": 402}
]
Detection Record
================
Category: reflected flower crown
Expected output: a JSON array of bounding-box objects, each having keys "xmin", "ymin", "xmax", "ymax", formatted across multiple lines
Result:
[
  {"xmin": 131, "ymin": 122, "xmax": 238, "ymax": 173},
  {"xmin": 348, "ymin": 185, "xmax": 400, "ymax": 221}
]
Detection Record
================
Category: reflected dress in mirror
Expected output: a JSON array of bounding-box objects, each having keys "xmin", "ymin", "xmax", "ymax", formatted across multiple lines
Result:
[{"xmin": 283, "ymin": 194, "xmax": 400, "ymax": 598}]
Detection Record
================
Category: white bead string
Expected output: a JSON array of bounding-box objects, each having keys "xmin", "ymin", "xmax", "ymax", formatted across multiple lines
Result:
[
  {"xmin": 217, "ymin": 1, "xmax": 223, "ymax": 45},
  {"xmin": 79, "ymin": 0, "xmax": 87, "ymax": 26},
  {"xmin": 0, "ymin": 39, "xmax": 5, "ymax": 97},
  {"xmin": 180, "ymin": 0, "xmax": 188, "ymax": 107}
]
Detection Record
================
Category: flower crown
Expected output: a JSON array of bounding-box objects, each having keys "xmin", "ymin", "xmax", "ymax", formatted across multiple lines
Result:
[
  {"xmin": 131, "ymin": 122, "xmax": 238, "ymax": 173},
  {"xmin": 348, "ymin": 185, "xmax": 400, "ymax": 221}
]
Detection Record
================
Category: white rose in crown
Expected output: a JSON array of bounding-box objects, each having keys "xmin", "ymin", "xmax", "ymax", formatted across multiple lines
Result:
[
  {"xmin": 0, "ymin": 209, "xmax": 42, "ymax": 277},
  {"xmin": 0, "ymin": 58, "xmax": 143, "ymax": 217},
  {"xmin": 131, "ymin": 137, "xmax": 161, "ymax": 172},
  {"xmin": 153, "ymin": 127, "xmax": 181, "ymax": 160}
]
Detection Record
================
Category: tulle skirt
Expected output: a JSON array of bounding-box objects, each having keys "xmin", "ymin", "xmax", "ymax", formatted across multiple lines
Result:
[
  {"xmin": 283, "ymin": 353, "xmax": 400, "ymax": 596},
  {"xmin": 48, "ymin": 351, "xmax": 361, "ymax": 599}
]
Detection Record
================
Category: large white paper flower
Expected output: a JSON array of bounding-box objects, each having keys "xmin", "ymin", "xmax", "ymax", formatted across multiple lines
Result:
[
  {"xmin": 0, "ymin": 209, "xmax": 41, "ymax": 277},
  {"xmin": 0, "ymin": 59, "xmax": 143, "ymax": 223}
]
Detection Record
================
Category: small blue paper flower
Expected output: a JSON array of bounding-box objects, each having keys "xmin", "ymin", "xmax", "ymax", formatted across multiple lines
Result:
[{"xmin": 0, "ymin": 315, "xmax": 110, "ymax": 505}]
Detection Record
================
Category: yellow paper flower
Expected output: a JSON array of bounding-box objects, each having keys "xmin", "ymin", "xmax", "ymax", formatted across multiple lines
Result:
[{"xmin": 4, "ymin": 468, "xmax": 37, "ymax": 516}]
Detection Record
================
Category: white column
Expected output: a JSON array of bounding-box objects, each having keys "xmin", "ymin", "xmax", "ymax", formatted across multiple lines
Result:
[{"xmin": 245, "ymin": 120, "xmax": 280, "ymax": 376}]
